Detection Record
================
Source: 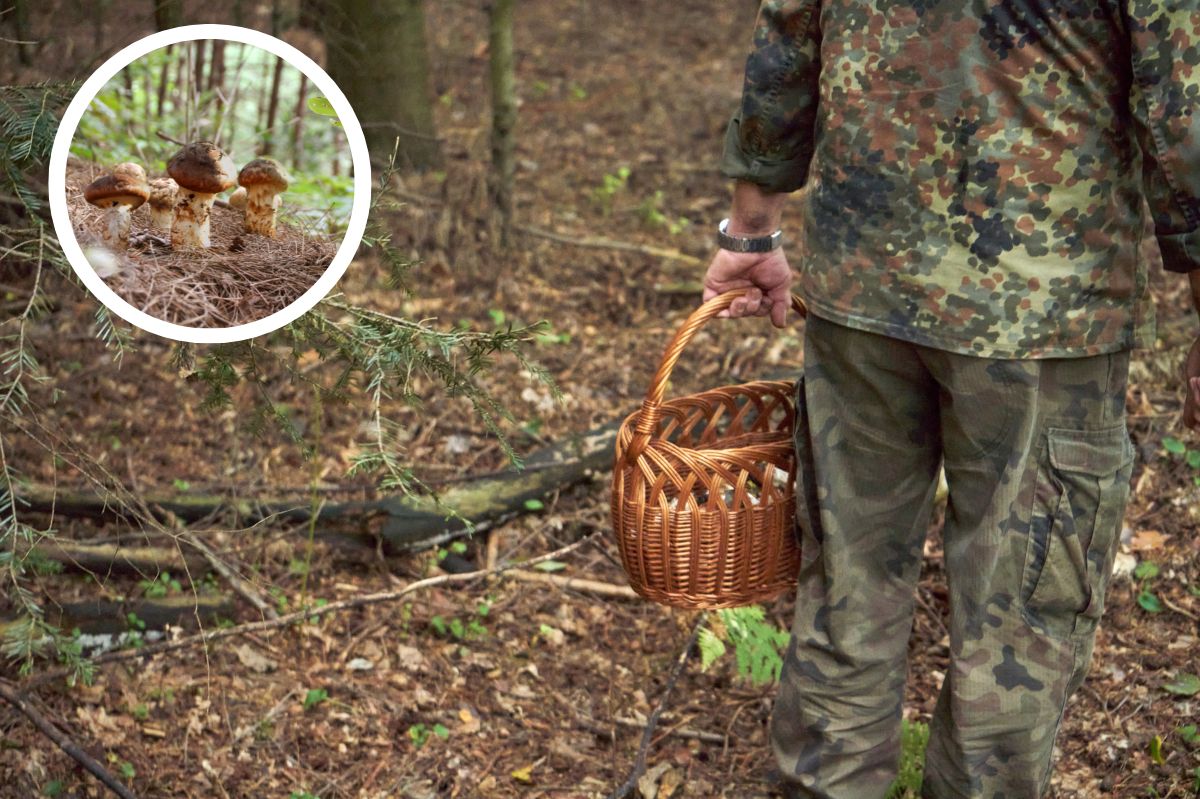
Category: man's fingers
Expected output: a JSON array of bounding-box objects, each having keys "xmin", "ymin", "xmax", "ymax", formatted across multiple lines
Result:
[{"xmin": 769, "ymin": 298, "xmax": 787, "ymax": 328}]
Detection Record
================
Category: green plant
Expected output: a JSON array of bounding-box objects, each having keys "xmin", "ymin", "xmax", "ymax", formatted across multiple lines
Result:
[
  {"xmin": 408, "ymin": 722, "xmax": 450, "ymax": 748},
  {"xmin": 303, "ymin": 688, "xmax": 328, "ymax": 711},
  {"xmin": 590, "ymin": 166, "xmax": 630, "ymax": 215},
  {"xmin": 886, "ymin": 720, "xmax": 930, "ymax": 798},
  {"xmin": 138, "ymin": 572, "xmax": 182, "ymax": 599},
  {"xmin": 1162, "ymin": 436, "xmax": 1200, "ymax": 486},
  {"xmin": 41, "ymin": 780, "xmax": 65, "ymax": 797},
  {"xmin": 1177, "ymin": 724, "xmax": 1199, "ymax": 745},
  {"xmin": 1134, "ymin": 561, "xmax": 1164, "ymax": 613},
  {"xmin": 636, "ymin": 190, "xmax": 690, "ymax": 235},
  {"xmin": 698, "ymin": 606, "xmax": 790, "ymax": 686}
]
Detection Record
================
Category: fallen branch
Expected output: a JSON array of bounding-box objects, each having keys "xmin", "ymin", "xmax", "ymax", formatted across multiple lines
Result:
[
  {"xmin": 28, "ymin": 532, "xmax": 601, "ymax": 687},
  {"xmin": 16, "ymin": 420, "xmax": 621, "ymax": 554},
  {"xmin": 576, "ymin": 710, "xmax": 726, "ymax": 745},
  {"xmin": 504, "ymin": 569, "xmax": 638, "ymax": 600},
  {"xmin": 605, "ymin": 614, "xmax": 705, "ymax": 799},
  {"xmin": 0, "ymin": 679, "xmax": 138, "ymax": 799},
  {"xmin": 516, "ymin": 224, "xmax": 703, "ymax": 265},
  {"xmin": 178, "ymin": 530, "xmax": 278, "ymax": 620}
]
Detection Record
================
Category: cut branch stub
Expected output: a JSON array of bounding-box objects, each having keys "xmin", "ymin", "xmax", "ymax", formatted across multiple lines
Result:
[
  {"xmin": 238, "ymin": 157, "xmax": 289, "ymax": 237},
  {"xmin": 167, "ymin": 141, "xmax": 237, "ymax": 248},
  {"xmin": 83, "ymin": 163, "xmax": 149, "ymax": 250}
]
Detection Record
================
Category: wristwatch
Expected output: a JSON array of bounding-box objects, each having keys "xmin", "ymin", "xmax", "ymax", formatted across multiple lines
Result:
[{"xmin": 717, "ymin": 218, "xmax": 782, "ymax": 253}]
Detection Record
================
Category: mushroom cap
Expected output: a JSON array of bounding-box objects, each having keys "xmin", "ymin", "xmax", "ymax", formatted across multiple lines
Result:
[
  {"xmin": 83, "ymin": 163, "xmax": 150, "ymax": 209},
  {"xmin": 238, "ymin": 157, "xmax": 290, "ymax": 192},
  {"xmin": 228, "ymin": 186, "xmax": 248, "ymax": 210},
  {"xmin": 148, "ymin": 177, "xmax": 177, "ymax": 209},
  {"xmin": 168, "ymin": 141, "xmax": 237, "ymax": 195}
]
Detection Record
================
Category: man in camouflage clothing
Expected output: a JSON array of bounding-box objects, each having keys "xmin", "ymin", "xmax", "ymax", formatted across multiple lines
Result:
[{"xmin": 703, "ymin": 1, "xmax": 1200, "ymax": 796}]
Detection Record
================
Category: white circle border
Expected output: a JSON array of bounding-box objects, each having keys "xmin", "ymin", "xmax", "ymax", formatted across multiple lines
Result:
[{"xmin": 49, "ymin": 24, "xmax": 372, "ymax": 344}]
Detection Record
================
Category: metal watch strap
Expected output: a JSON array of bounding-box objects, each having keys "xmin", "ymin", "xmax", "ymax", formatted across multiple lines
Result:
[{"xmin": 716, "ymin": 218, "xmax": 782, "ymax": 253}]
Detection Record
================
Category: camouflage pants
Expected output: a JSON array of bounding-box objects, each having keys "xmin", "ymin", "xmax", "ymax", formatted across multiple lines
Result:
[{"xmin": 771, "ymin": 314, "xmax": 1134, "ymax": 798}]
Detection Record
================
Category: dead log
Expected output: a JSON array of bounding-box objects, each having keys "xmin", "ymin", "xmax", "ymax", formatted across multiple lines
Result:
[
  {"xmin": 34, "ymin": 540, "xmax": 206, "ymax": 578},
  {"xmin": 16, "ymin": 420, "xmax": 622, "ymax": 554}
]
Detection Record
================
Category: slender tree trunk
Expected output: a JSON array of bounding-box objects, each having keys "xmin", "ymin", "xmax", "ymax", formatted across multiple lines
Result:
[
  {"xmin": 153, "ymin": 0, "xmax": 184, "ymax": 30},
  {"xmin": 262, "ymin": 56, "xmax": 285, "ymax": 155},
  {"xmin": 156, "ymin": 45, "xmax": 172, "ymax": 119},
  {"xmin": 11, "ymin": 0, "xmax": 32, "ymax": 66},
  {"xmin": 326, "ymin": 0, "xmax": 441, "ymax": 169},
  {"xmin": 292, "ymin": 73, "xmax": 308, "ymax": 171},
  {"xmin": 487, "ymin": 0, "xmax": 516, "ymax": 246},
  {"xmin": 209, "ymin": 40, "xmax": 225, "ymax": 92},
  {"xmin": 192, "ymin": 40, "xmax": 206, "ymax": 97}
]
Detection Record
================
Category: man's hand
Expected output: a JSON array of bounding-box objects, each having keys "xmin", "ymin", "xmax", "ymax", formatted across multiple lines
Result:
[
  {"xmin": 1185, "ymin": 335, "xmax": 1200, "ymax": 431},
  {"xmin": 702, "ymin": 247, "xmax": 793, "ymax": 328}
]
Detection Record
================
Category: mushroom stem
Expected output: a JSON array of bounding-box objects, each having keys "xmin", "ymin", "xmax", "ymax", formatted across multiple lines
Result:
[
  {"xmin": 149, "ymin": 204, "xmax": 173, "ymax": 233},
  {"xmin": 244, "ymin": 185, "xmax": 280, "ymax": 237},
  {"xmin": 171, "ymin": 191, "xmax": 216, "ymax": 248},
  {"xmin": 101, "ymin": 203, "xmax": 133, "ymax": 249}
]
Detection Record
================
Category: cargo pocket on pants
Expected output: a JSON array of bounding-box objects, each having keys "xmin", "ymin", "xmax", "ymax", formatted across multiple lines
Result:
[
  {"xmin": 1020, "ymin": 424, "xmax": 1134, "ymax": 640},
  {"xmin": 792, "ymin": 375, "xmax": 823, "ymax": 564}
]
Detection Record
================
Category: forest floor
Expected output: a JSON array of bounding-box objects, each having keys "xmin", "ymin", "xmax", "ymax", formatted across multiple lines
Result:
[{"xmin": 3, "ymin": 1, "xmax": 1200, "ymax": 797}]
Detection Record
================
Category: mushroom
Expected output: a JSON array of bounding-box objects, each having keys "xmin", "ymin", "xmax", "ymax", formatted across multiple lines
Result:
[
  {"xmin": 83, "ymin": 163, "xmax": 149, "ymax": 250},
  {"xmin": 167, "ymin": 141, "xmax": 237, "ymax": 248},
  {"xmin": 237, "ymin": 157, "xmax": 290, "ymax": 237},
  {"xmin": 227, "ymin": 186, "xmax": 247, "ymax": 211},
  {"xmin": 147, "ymin": 177, "xmax": 177, "ymax": 233}
]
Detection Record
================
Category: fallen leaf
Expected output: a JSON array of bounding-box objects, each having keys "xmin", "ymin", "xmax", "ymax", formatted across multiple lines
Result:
[
  {"xmin": 458, "ymin": 706, "xmax": 481, "ymax": 734},
  {"xmin": 1130, "ymin": 529, "xmax": 1171, "ymax": 552},
  {"xmin": 234, "ymin": 643, "xmax": 277, "ymax": 674},
  {"xmin": 1163, "ymin": 672, "xmax": 1200, "ymax": 697},
  {"xmin": 511, "ymin": 764, "xmax": 535, "ymax": 783}
]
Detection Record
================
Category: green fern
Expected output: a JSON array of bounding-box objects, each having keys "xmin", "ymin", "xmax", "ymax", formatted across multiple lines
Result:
[{"xmin": 707, "ymin": 605, "xmax": 792, "ymax": 687}]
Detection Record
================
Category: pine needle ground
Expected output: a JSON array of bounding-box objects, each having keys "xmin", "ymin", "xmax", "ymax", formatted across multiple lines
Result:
[{"xmin": 65, "ymin": 158, "xmax": 336, "ymax": 328}]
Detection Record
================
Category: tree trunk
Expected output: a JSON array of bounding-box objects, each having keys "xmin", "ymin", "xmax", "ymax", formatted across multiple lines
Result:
[
  {"xmin": 11, "ymin": 0, "xmax": 32, "ymax": 66},
  {"xmin": 325, "ymin": 0, "xmax": 442, "ymax": 169},
  {"xmin": 261, "ymin": 55, "xmax": 285, "ymax": 156},
  {"xmin": 156, "ymin": 45, "xmax": 172, "ymax": 119},
  {"xmin": 192, "ymin": 39, "xmax": 206, "ymax": 97},
  {"xmin": 487, "ymin": 0, "xmax": 517, "ymax": 246},
  {"xmin": 209, "ymin": 40, "xmax": 225, "ymax": 92},
  {"xmin": 291, "ymin": 73, "xmax": 308, "ymax": 171},
  {"xmin": 153, "ymin": 0, "xmax": 184, "ymax": 30}
]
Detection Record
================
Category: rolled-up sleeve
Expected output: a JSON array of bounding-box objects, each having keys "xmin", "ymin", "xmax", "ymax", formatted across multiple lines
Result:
[
  {"xmin": 720, "ymin": 0, "xmax": 822, "ymax": 194},
  {"xmin": 1128, "ymin": 0, "xmax": 1200, "ymax": 273}
]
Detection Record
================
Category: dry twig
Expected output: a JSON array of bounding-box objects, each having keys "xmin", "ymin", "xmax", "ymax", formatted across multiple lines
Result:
[
  {"xmin": 0, "ymin": 679, "xmax": 139, "ymax": 799},
  {"xmin": 29, "ymin": 532, "xmax": 603, "ymax": 687},
  {"xmin": 605, "ymin": 615, "xmax": 705, "ymax": 799}
]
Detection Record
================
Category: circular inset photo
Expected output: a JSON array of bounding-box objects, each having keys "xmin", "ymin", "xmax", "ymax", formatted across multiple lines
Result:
[{"xmin": 49, "ymin": 25, "xmax": 371, "ymax": 343}]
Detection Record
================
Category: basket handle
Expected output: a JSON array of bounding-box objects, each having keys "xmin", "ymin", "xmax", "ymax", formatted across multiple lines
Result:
[{"xmin": 628, "ymin": 289, "xmax": 807, "ymax": 452}]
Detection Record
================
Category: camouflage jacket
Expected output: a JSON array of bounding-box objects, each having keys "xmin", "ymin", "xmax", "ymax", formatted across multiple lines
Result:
[{"xmin": 721, "ymin": 0, "xmax": 1200, "ymax": 358}]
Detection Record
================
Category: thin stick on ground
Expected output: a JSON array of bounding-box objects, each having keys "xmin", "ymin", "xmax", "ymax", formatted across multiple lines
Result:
[
  {"xmin": 0, "ymin": 680, "xmax": 139, "ymax": 799},
  {"xmin": 178, "ymin": 529, "xmax": 279, "ymax": 620},
  {"xmin": 605, "ymin": 614, "xmax": 706, "ymax": 799},
  {"xmin": 29, "ymin": 532, "xmax": 603, "ymax": 687}
]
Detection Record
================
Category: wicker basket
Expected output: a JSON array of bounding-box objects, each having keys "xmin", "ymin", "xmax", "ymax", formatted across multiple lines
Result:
[{"xmin": 611, "ymin": 290, "xmax": 807, "ymax": 609}]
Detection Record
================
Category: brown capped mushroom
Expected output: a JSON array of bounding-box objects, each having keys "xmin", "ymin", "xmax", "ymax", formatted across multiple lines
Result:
[
  {"xmin": 227, "ymin": 186, "xmax": 247, "ymax": 211},
  {"xmin": 237, "ymin": 157, "xmax": 289, "ymax": 237},
  {"xmin": 167, "ymin": 141, "xmax": 237, "ymax": 248},
  {"xmin": 147, "ymin": 177, "xmax": 177, "ymax": 233},
  {"xmin": 83, "ymin": 163, "xmax": 149, "ymax": 250}
]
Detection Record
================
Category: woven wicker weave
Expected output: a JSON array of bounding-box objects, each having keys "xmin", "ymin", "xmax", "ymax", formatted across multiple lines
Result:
[{"xmin": 611, "ymin": 290, "xmax": 807, "ymax": 609}]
